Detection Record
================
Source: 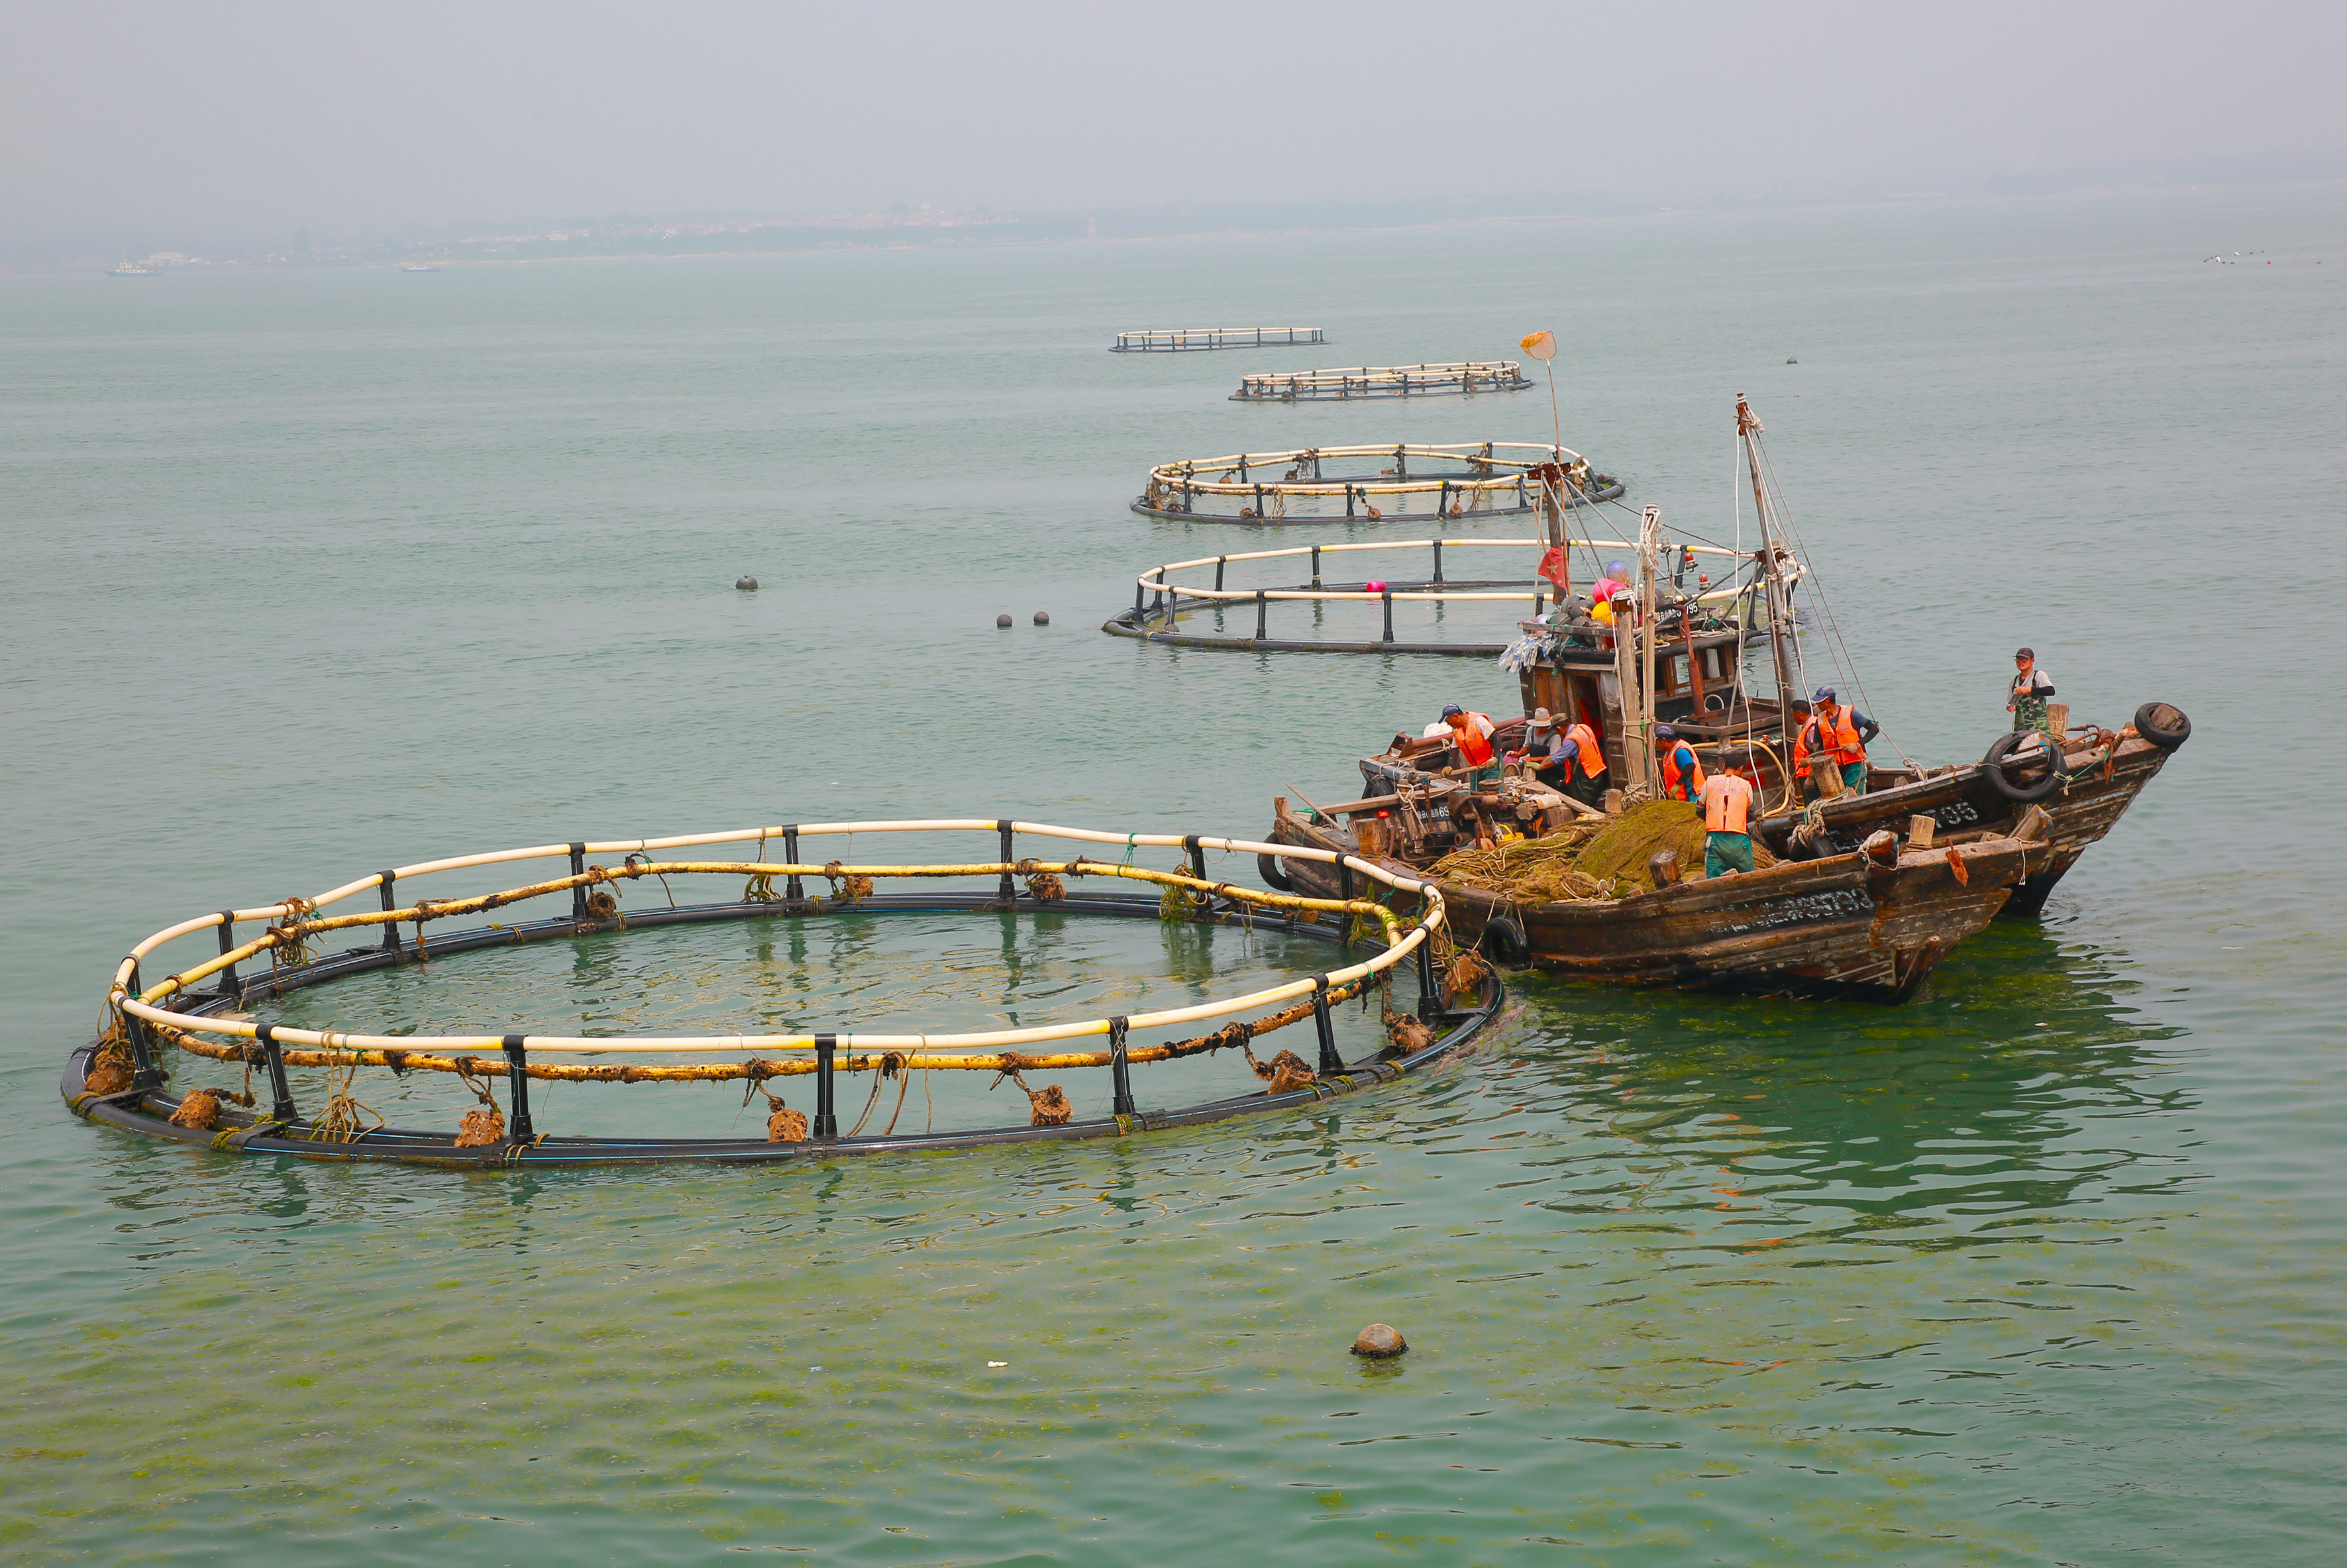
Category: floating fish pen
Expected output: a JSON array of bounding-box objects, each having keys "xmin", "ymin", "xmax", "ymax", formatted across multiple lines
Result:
[
  {"xmin": 1102, "ymin": 535, "xmax": 1765, "ymax": 655},
  {"xmin": 1135, "ymin": 443, "xmax": 1622, "ymax": 525},
  {"xmin": 1231, "ymin": 362, "xmax": 1533, "ymax": 402},
  {"xmin": 64, "ymin": 819, "xmax": 1500, "ymax": 1167},
  {"xmin": 1111, "ymin": 326, "xmax": 1326, "ymax": 353}
]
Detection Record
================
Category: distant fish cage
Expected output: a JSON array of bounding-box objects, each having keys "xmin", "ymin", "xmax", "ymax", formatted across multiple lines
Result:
[
  {"xmin": 1111, "ymin": 326, "xmax": 1325, "ymax": 353},
  {"xmin": 1134, "ymin": 441, "xmax": 1622, "ymax": 525},
  {"xmin": 1231, "ymin": 362, "xmax": 1533, "ymax": 402}
]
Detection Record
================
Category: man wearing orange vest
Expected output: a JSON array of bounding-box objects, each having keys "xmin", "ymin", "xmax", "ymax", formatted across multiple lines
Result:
[
  {"xmin": 1557, "ymin": 713, "xmax": 1608, "ymax": 806},
  {"xmin": 1654, "ymin": 725, "xmax": 1705, "ymax": 802},
  {"xmin": 1800, "ymin": 686, "xmax": 1879, "ymax": 798},
  {"xmin": 1441, "ymin": 702, "xmax": 1502, "ymax": 788},
  {"xmin": 1699, "ymin": 768, "xmax": 1757, "ymax": 877}
]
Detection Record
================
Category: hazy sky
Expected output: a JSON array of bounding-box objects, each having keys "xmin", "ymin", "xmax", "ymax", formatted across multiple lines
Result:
[{"xmin": 5, "ymin": 1, "xmax": 2341, "ymax": 244}]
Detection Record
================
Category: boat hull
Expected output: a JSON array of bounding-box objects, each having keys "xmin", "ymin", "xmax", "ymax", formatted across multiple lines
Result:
[{"xmin": 1267, "ymin": 816, "xmax": 2032, "ymax": 1002}]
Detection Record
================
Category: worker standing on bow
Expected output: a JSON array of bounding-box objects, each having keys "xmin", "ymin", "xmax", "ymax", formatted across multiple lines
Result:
[
  {"xmin": 1699, "ymin": 767, "xmax": 1757, "ymax": 877},
  {"xmin": 1441, "ymin": 702, "xmax": 1502, "ymax": 788},
  {"xmin": 1655, "ymin": 724, "xmax": 1706, "ymax": 803},
  {"xmin": 2007, "ymin": 647, "xmax": 2056, "ymax": 737},
  {"xmin": 1806, "ymin": 686, "xmax": 1878, "ymax": 798}
]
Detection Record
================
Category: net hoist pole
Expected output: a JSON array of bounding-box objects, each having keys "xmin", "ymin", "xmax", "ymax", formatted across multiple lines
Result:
[{"xmin": 1740, "ymin": 395, "xmax": 1804, "ymax": 768}]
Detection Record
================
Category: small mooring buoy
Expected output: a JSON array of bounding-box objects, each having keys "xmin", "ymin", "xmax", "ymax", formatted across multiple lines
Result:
[
  {"xmin": 1351, "ymin": 1323, "xmax": 1408, "ymax": 1359},
  {"xmin": 1785, "ymin": 358, "xmax": 1798, "ymax": 364},
  {"xmin": 996, "ymin": 613, "xmax": 1014, "ymax": 629},
  {"xmin": 735, "ymin": 575, "xmax": 758, "ymax": 591},
  {"xmin": 1033, "ymin": 611, "xmax": 1051, "ymax": 626}
]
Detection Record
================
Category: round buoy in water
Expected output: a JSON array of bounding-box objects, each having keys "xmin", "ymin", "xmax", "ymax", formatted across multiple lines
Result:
[
  {"xmin": 996, "ymin": 613, "xmax": 1014, "ymax": 629},
  {"xmin": 735, "ymin": 575, "xmax": 758, "ymax": 591},
  {"xmin": 1785, "ymin": 358, "xmax": 1798, "ymax": 364},
  {"xmin": 1033, "ymin": 611, "xmax": 1051, "ymax": 626},
  {"xmin": 1365, "ymin": 579, "xmax": 1387, "ymax": 593},
  {"xmin": 1351, "ymin": 1323, "xmax": 1407, "ymax": 1358}
]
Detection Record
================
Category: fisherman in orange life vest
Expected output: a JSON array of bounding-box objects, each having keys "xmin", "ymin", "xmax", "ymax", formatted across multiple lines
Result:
[
  {"xmin": 1510, "ymin": 708, "xmax": 1576, "ymax": 796},
  {"xmin": 1441, "ymin": 702, "xmax": 1502, "ymax": 788},
  {"xmin": 1698, "ymin": 766, "xmax": 1757, "ymax": 876},
  {"xmin": 1797, "ymin": 686, "xmax": 1879, "ymax": 799},
  {"xmin": 1654, "ymin": 724, "xmax": 1705, "ymax": 802}
]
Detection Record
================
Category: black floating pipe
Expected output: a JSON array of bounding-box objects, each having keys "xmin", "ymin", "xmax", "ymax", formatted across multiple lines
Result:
[
  {"xmin": 568, "ymin": 844, "xmax": 588, "ymax": 923},
  {"xmin": 813, "ymin": 1035, "xmax": 839, "ymax": 1138},
  {"xmin": 502, "ymin": 1033, "xmax": 535, "ymax": 1143},
  {"xmin": 1312, "ymin": 977, "xmax": 1342, "ymax": 1076},
  {"xmin": 998, "ymin": 819, "xmax": 1016, "ymax": 904},
  {"xmin": 783, "ymin": 827, "xmax": 804, "ymax": 903},
  {"xmin": 258, "ymin": 1022, "xmax": 297, "ymax": 1124},
  {"xmin": 215, "ymin": 912, "xmax": 241, "ymax": 1000},
  {"xmin": 1108, "ymin": 1016, "xmax": 1137, "ymax": 1118},
  {"xmin": 379, "ymin": 873, "xmax": 402, "ymax": 955}
]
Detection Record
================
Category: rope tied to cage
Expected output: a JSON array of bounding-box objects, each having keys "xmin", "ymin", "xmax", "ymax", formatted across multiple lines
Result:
[
  {"xmin": 990, "ymin": 1055, "xmax": 1072, "ymax": 1126},
  {"xmin": 311, "ymin": 1048, "xmax": 382, "ymax": 1143},
  {"xmin": 1241, "ymin": 1039, "xmax": 1318, "ymax": 1096},
  {"xmin": 821, "ymin": 861, "xmax": 873, "ymax": 901},
  {"xmin": 848, "ymin": 1051, "xmax": 912, "ymax": 1137},
  {"xmin": 266, "ymin": 897, "xmax": 321, "ymax": 974},
  {"xmin": 452, "ymin": 1057, "xmax": 505, "ymax": 1147}
]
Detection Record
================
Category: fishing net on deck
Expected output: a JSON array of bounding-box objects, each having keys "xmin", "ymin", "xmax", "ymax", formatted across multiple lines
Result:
[{"xmin": 1432, "ymin": 801, "xmax": 1776, "ymax": 902}]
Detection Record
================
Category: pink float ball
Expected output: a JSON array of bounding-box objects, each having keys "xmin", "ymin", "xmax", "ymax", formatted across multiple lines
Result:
[{"xmin": 1364, "ymin": 579, "xmax": 1388, "ymax": 592}]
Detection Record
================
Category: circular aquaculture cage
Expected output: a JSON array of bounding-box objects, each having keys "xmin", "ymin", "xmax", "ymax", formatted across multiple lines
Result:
[
  {"xmin": 64, "ymin": 820, "xmax": 1501, "ymax": 1167},
  {"xmin": 1230, "ymin": 362, "xmax": 1533, "ymax": 402},
  {"xmin": 1133, "ymin": 443, "xmax": 1623, "ymax": 525},
  {"xmin": 1103, "ymin": 535, "xmax": 1757, "ymax": 654}
]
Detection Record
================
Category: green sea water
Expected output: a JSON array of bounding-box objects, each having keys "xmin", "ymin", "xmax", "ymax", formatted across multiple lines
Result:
[{"xmin": 3, "ymin": 185, "xmax": 2341, "ymax": 1564}]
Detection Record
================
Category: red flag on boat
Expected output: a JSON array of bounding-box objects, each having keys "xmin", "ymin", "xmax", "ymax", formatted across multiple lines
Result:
[{"xmin": 1537, "ymin": 546, "xmax": 1571, "ymax": 592}]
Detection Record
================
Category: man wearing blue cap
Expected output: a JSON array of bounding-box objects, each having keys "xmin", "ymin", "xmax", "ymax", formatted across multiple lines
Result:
[
  {"xmin": 1653, "ymin": 724, "xmax": 1704, "ymax": 802},
  {"xmin": 1799, "ymin": 686, "xmax": 1879, "ymax": 798}
]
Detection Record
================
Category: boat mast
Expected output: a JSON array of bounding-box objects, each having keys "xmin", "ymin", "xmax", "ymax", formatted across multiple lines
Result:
[{"xmin": 1738, "ymin": 395, "xmax": 1803, "ymax": 768}]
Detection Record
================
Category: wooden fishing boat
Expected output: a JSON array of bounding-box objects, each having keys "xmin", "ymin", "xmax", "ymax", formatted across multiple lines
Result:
[{"xmin": 1252, "ymin": 394, "xmax": 2183, "ymax": 997}]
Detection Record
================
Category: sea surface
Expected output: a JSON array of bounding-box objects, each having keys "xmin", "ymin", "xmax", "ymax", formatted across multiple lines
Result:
[{"xmin": 2, "ymin": 185, "xmax": 2341, "ymax": 1565}]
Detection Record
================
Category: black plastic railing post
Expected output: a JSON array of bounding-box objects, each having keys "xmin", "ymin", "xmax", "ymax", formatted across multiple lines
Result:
[
  {"xmin": 379, "ymin": 873, "xmax": 401, "ymax": 955},
  {"xmin": 1438, "ymin": 480, "xmax": 1449, "ymax": 516},
  {"xmin": 1108, "ymin": 1016, "xmax": 1136, "ymax": 1118},
  {"xmin": 1432, "ymin": 540, "xmax": 1444, "ymax": 584},
  {"xmin": 1253, "ymin": 482, "xmax": 1265, "ymax": 516},
  {"xmin": 258, "ymin": 1023, "xmax": 297, "ymax": 1123},
  {"xmin": 1345, "ymin": 484, "xmax": 1355, "ymax": 518},
  {"xmin": 1534, "ymin": 589, "xmax": 1545, "ymax": 616},
  {"xmin": 783, "ymin": 827, "xmax": 804, "ymax": 904},
  {"xmin": 1255, "ymin": 590, "xmax": 1267, "ymax": 641},
  {"xmin": 998, "ymin": 819, "xmax": 1016, "ymax": 903},
  {"xmin": 123, "ymin": 961, "xmax": 165, "ymax": 1091},
  {"xmin": 502, "ymin": 1033, "xmax": 534, "ymax": 1143},
  {"xmin": 568, "ymin": 844, "xmax": 588, "ymax": 923},
  {"xmin": 1336, "ymin": 855, "xmax": 1356, "ymax": 904},
  {"xmin": 1135, "ymin": 578, "xmax": 1145, "ymax": 612},
  {"xmin": 1214, "ymin": 556, "xmax": 1226, "ymax": 592},
  {"xmin": 813, "ymin": 1035, "xmax": 839, "ymax": 1137},
  {"xmin": 1312, "ymin": 977, "xmax": 1341, "ymax": 1075},
  {"xmin": 1416, "ymin": 927, "xmax": 1441, "ymax": 1021},
  {"xmin": 215, "ymin": 912, "xmax": 240, "ymax": 1000},
  {"xmin": 1184, "ymin": 834, "xmax": 1206, "ymax": 882},
  {"xmin": 1310, "ymin": 545, "xmax": 1322, "ymax": 587},
  {"xmin": 1382, "ymin": 588, "xmax": 1394, "ymax": 644}
]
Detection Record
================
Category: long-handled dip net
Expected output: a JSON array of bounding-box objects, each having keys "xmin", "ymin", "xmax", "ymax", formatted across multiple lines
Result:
[
  {"xmin": 65, "ymin": 820, "xmax": 1502, "ymax": 1167},
  {"xmin": 1133, "ymin": 443, "xmax": 1622, "ymax": 525}
]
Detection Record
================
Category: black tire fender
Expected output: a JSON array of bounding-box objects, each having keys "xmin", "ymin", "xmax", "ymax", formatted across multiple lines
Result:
[
  {"xmin": 1983, "ymin": 731, "xmax": 2063, "ymax": 803},
  {"xmin": 1480, "ymin": 914, "xmax": 1531, "ymax": 966},
  {"xmin": 2133, "ymin": 701, "xmax": 2191, "ymax": 751},
  {"xmin": 1257, "ymin": 853, "xmax": 1295, "ymax": 892}
]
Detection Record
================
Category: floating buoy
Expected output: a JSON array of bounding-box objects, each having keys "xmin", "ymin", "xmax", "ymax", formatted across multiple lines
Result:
[
  {"xmin": 1033, "ymin": 611, "xmax": 1051, "ymax": 626},
  {"xmin": 1351, "ymin": 1323, "xmax": 1407, "ymax": 1358},
  {"xmin": 1785, "ymin": 358, "xmax": 1798, "ymax": 364},
  {"xmin": 996, "ymin": 613, "xmax": 1014, "ymax": 628},
  {"xmin": 1364, "ymin": 579, "xmax": 1387, "ymax": 593},
  {"xmin": 735, "ymin": 575, "xmax": 758, "ymax": 591}
]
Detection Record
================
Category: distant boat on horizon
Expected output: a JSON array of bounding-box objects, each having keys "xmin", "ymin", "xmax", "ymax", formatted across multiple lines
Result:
[
  {"xmin": 107, "ymin": 260, "xmax": 156, "ymax": 277},
  {"xmin": 400, "ymin": 263, "xmax": 441, "ymax": 273}
]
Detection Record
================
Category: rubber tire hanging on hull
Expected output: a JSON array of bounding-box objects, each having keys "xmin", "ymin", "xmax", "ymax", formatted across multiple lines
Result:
[
  {"xmin": 2133, "ymin": 702, "xmax": 2191, "ymax": 750},
  {"xmin": 1481, "ymin": 914, "xmax": 1531, "ymax": 965},
  {"xmin": 1982, "ymin": 731, "xmax": 2064, "ymax": 803},
  {"xmin": 1257, "ymin": 853, "xmax": 1294, "ymax": 892}
]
